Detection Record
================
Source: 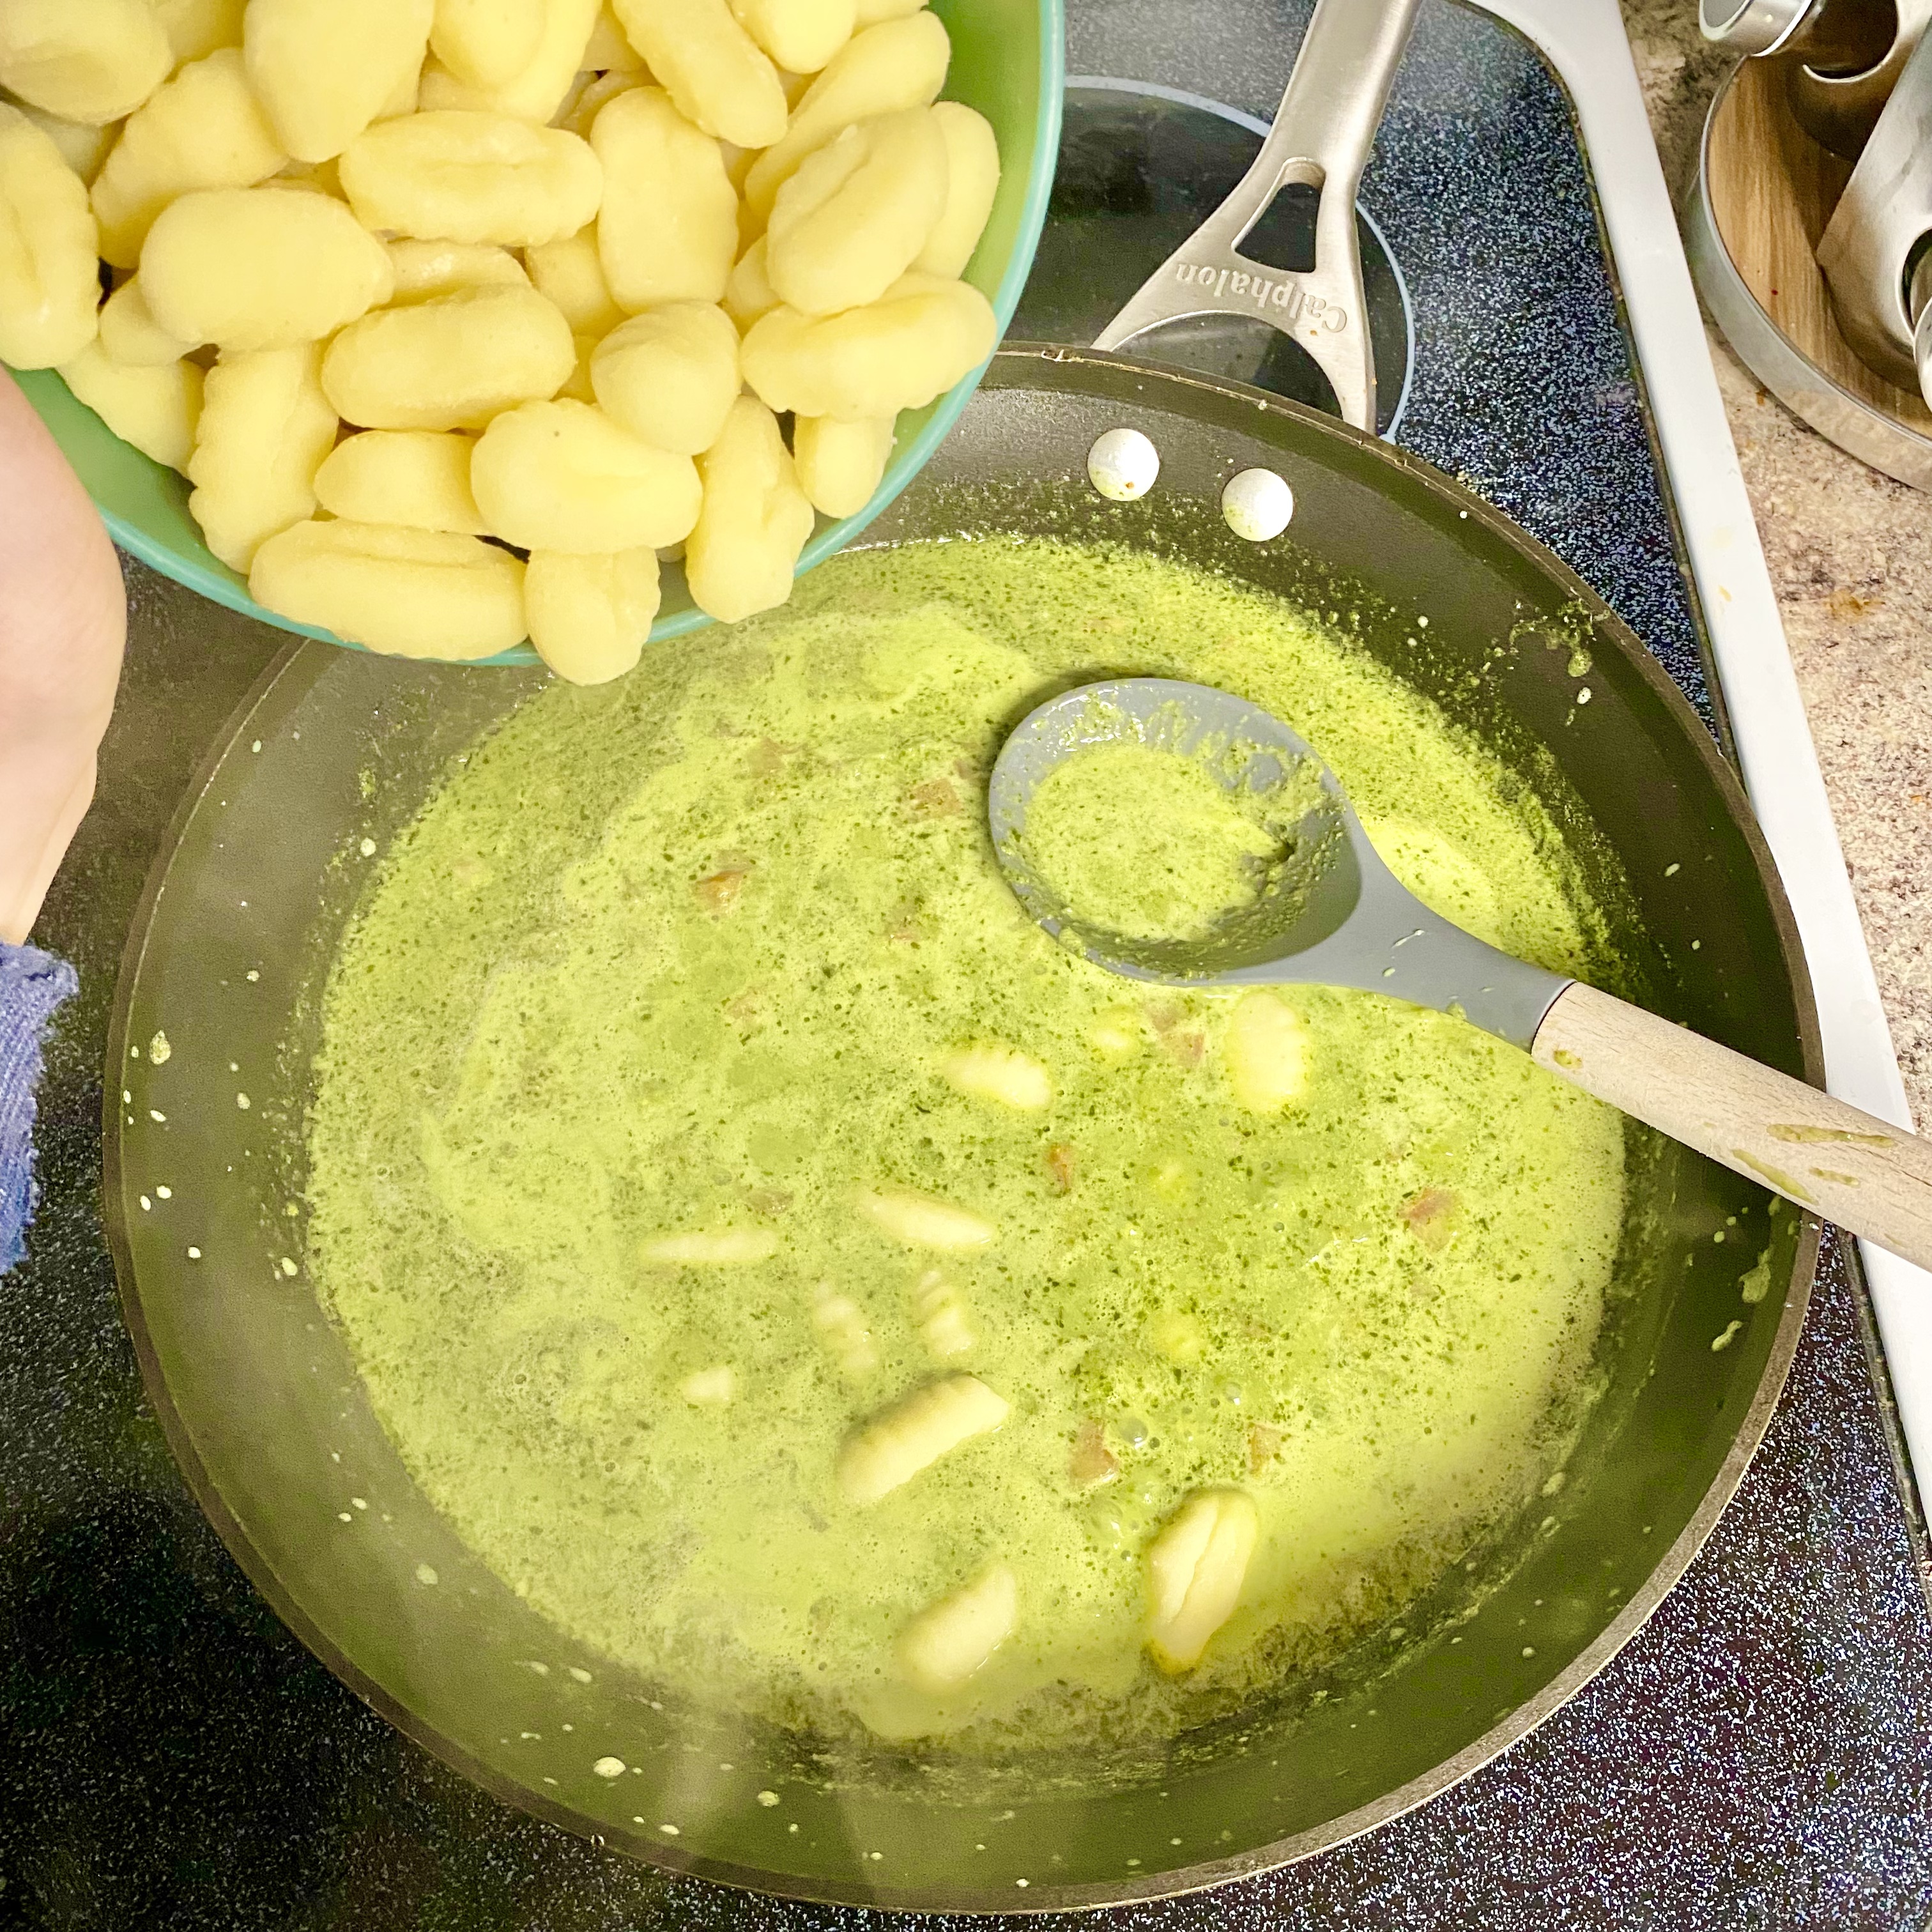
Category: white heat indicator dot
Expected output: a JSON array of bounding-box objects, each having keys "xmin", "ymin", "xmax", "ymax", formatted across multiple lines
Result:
[
  {"xmin": 236, "ymin": 1093, "xmax": 251, "ymax": 1110},
  {"xmin": 592, "ymin": 1756, "xmax": 626, "ymax": 1779},
  {"xmin": 360, "ymin": 838, "xmax": 377, "ymax": 857},
  {"xmin": 756, "ymin": 1790, "xmax": 780, "ymax": 1807},
  {"xmin": 1221, "ymin": 468, "xmax": 1294, "ymax": 542},
  {"xmin": 1087, "ymin": 427, "xmax": 1160, "ymax": 502},
  {"xmin": 280, "ymin": 1257, "xmax": 298, "ymax": 1277},
  {"xmin": 157, "ymin": 1186, "xmax": 171, "ymax": 1199},
  {"xmin": 415, "ymin": 1563, "xmax": 439, "ymax": 1586},
  {"xmin": 186, "ymin": 1246, "xmax": 201, "ymax": 1260}
]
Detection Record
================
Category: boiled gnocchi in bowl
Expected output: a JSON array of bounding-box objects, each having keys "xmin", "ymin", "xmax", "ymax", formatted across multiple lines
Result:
[{"xmin": 0, "ymin": 0, "xmax": 1028, "ymax": 682}]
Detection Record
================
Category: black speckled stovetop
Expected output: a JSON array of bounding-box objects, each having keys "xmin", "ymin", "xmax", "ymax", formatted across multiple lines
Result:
[{"xmin": 4, "ymin": 3, "xmax": 1931, "ymax": 1927}]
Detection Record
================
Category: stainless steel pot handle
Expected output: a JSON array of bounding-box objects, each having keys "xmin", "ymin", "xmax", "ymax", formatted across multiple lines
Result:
[
  {"xmin": 1817, "ymin": 22, "xmax": 1932, "ymax": 392},
  {"xmin": 1700, "ymin": 0, "xmax": 1895, "ymax": 69},
  {"xmin": 1910, "ymin": 250, "xmax": 1932, "ymax": 411},
  {"xmin": 1092, "ymin": 0, "xmax": 1422, "ymax": 434}
]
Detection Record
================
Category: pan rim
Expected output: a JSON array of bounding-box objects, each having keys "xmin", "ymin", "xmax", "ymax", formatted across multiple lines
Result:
[{"xmin": 101, "ymin": 348, "xmax": 1823, "ymax": 1916}]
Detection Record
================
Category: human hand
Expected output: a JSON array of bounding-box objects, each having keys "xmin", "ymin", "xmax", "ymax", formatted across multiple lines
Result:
[{"xmin": 0, "ymin": 369, "xmax": 126, "ymax": 947}]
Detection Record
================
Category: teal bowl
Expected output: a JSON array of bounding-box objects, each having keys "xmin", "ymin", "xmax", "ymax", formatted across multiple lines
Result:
[{"xmin": 13, "ymin": 1, "xmax": 1064, "ymax": 665}]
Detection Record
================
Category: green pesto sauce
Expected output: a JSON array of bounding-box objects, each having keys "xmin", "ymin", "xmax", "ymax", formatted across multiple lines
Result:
[
  {"xmin": 1020, "ymin": 742, "xmax": 1287, "ymax": 943},
  {"xmin": 306, "ymin": 537, "xmax": 1628, "ymax": 1752}
]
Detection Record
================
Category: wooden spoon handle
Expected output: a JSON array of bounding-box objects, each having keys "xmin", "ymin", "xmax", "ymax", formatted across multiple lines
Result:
[{"xmin": 1531, "ymin": 980, "xmax": 1932, "ymax": 1269}]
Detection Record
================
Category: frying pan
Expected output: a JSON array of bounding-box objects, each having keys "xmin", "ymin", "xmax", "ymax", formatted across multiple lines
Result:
[{"xmin": 105, "ymin": 346, "xmax": 1819, "ymax": 1912}]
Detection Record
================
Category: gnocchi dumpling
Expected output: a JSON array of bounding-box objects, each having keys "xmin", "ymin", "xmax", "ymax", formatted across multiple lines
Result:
[
  {"xmin": 314, "ymin": 430, "xmax": 486, "ymax": 534},
  {"xmin": 1222, "ymin": 990, "xmax": 1312, "ymax": 1113},
  {"xmin": 1087, "ymin": 1008, "xmax": 1146, "ymax": 1061},
  {"xmin": 592, "ymin": 88, "xmax": 738, "ymax": 312},
  {"xmin": 728, "ymin": 0, "xmax": 856, "ymax": 79},
  {"xmin": 416, "ymin": 0, "xmax": 601, "ymax": 125},
  {"xmin": 91, "ymin": 47, "xmax": 287, "ymax": 268},
  {"xmin": 722, "ymin": 234, "xmax": 780, "ymax": 330},
  {"xmin": 584, "ymin": 4, "xmax": 646, "ymax": 70},
  {"xmin": 321, "ymin": 284, "xmax": 575, "ymax": 431},
  {"xmin": 525, "ymin": 546, "xmax": 661, "ymax": 685},
  {"xmin": 741, "ymin": 10, "xmax": 949, "ymax": 222},
  {"xmin": 155, "ymin": 0, "xmax": 248, "ymax": 68},
  {"xmin": 790, "ymin": 413, "xmax": 892, "ymax": 517},
  {"xmin": 838, "ymin": 1374, "xmax": 1009, "ymax": 1505},
  {"xmin": 765, "ymin": 106, "xmax": 947, "ymax": 316},
  {"xmin": 916, "ymin": 100, "xmax": 1000, "ymax": 279},
  {"xmin": 609, "ymin": 0, "xmax": 787, "ymax": 150},
  {"xmin": 558, "ymin": 330, "xmax": 598, "ymax": 401},
  {"xmin": 187, "ymin": 344, "xmax": 339, "ymax": 569},
  {"xmin": 98, "ymin": 279, "xmax": 197, "ymax": 367},
  {"xmin": 939, "ymin": 1043, "xmax": 1052, "ymax": 1112},
  {"xmin": 250, "ymin": 518, "xmax": 528, "ymax": 660},
  {"xmin": 58, "ymin": 342, "xmax": 203, "ymax": 471},
  {"xmin": 339, "ymin": 111, "xmax": 602, "ymax": 249},
  {"xmin": 741, "ymin": 271, "xmax": 995, "ymax": 421},
  {"xmin": 385, "ymin": 238, "xmax": 531, "ymax": 304},
  {"xmin": 911, "ymin": 1269, "xmax": 974, "ymax": 1360},
  {"xmin": 1145, "ymin": 1489, "xmax": 1258, "ymax": 1674},
  {"xmin": 244, "ymin": 0, "xmax": 436, "ymax": 164},
  {"xmin": 590, "ymin": 301, "xmax": 740, "ymax": 456},
  {"xmin": 855, "ymin": 1184, "xmax": 996, "ymax": 1252},
  {"xmin": 0, "ymin": 105, "xmax": 100, "ymax": 371},
  {"xmin": 525, "ymin": 225, "xmax": 623, "ymax": 335},
  {"xmin": 470, "ymin": 397, "xmax": 703, "ymax": 552},
  {"xmin": 430, "ymin": 0, "xmax": 548, "ymax": 89},
  {"xmin": 896, "ymin": 1563, "xmax": 1016, "ymax": 1691},
  {"xmin": 684, "ymin": 394, "xmax": 813, "ymax": 623},
  {"xmin": 551, "ymin": 67, "xmax": 639, "ymax": 141},
  {"xmin": 2, "ymin": 98, "xmax": 114, "ymax": 186},
  {"xmin": 811, "ymin": 1282, "xmax": 880, "ymax": 1381},
  {"xmin": 142, "ymin": 187, "xmax": 396, "ymax": 353},
  {"xmin": 0, "ymin": 0, "xmax": 171, "ymax": 126},
  {"xmin": 853, "ymin": 0, "xmax": 927, "ymax": 22}
]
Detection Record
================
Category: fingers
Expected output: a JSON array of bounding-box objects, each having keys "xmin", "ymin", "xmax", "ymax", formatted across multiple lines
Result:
[
  {"xmin": 0, "ymin": 367, "xmax": 126, "ymax": 746},
  {"xmin": 0, "ymin": 369, "xmax": 125, "ymax": 940}
]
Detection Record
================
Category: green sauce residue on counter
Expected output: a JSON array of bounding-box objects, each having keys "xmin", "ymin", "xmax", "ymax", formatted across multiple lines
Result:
[{"xmin": 305, "ymin": 536, "xmax": 1629, "ymax": 1753}]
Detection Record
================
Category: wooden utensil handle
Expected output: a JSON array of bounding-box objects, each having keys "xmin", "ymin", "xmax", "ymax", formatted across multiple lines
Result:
[{"xmin": 1531, "ymin": 981, "xmax": 1932, "ymax": 1269}]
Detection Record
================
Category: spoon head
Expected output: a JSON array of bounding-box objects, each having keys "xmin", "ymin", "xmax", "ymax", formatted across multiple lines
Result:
[{"xmin": 987, "ymin": 678, "xmax": 1367, "ymax": 983}]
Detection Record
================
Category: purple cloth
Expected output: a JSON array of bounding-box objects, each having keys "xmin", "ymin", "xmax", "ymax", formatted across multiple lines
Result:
[{"xmin": 0, "ymin": 941, "xmax": 76, "ymax": 1273}]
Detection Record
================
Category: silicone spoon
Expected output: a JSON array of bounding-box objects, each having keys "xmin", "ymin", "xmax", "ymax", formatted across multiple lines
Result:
[{"xmin": 989, "ymin": 678, "xmax": 1932, "ymax": 1269}]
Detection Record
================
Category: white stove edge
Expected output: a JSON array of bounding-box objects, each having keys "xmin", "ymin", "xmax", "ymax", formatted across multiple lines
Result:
[{"xmin": 1473, "ymin": 0, "xmax": 1932, "ymax": 1492}]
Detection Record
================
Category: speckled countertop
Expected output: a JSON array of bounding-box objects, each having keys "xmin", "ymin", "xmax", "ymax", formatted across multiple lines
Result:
[{"xmin": 1622, "ymin": 0, "xmax": 1932, "ymax": 1123}]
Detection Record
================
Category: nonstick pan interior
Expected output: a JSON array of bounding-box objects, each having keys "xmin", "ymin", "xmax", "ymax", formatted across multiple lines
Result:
[{"xmin": 104, "ymin": 350, "xmax": 1818, "ymax": 1913}]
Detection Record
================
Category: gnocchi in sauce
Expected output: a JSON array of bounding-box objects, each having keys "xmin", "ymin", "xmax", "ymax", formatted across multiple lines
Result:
[{"xmin": 307, "ymin": 539, "xmax": 1629, "ymax": 1748}]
